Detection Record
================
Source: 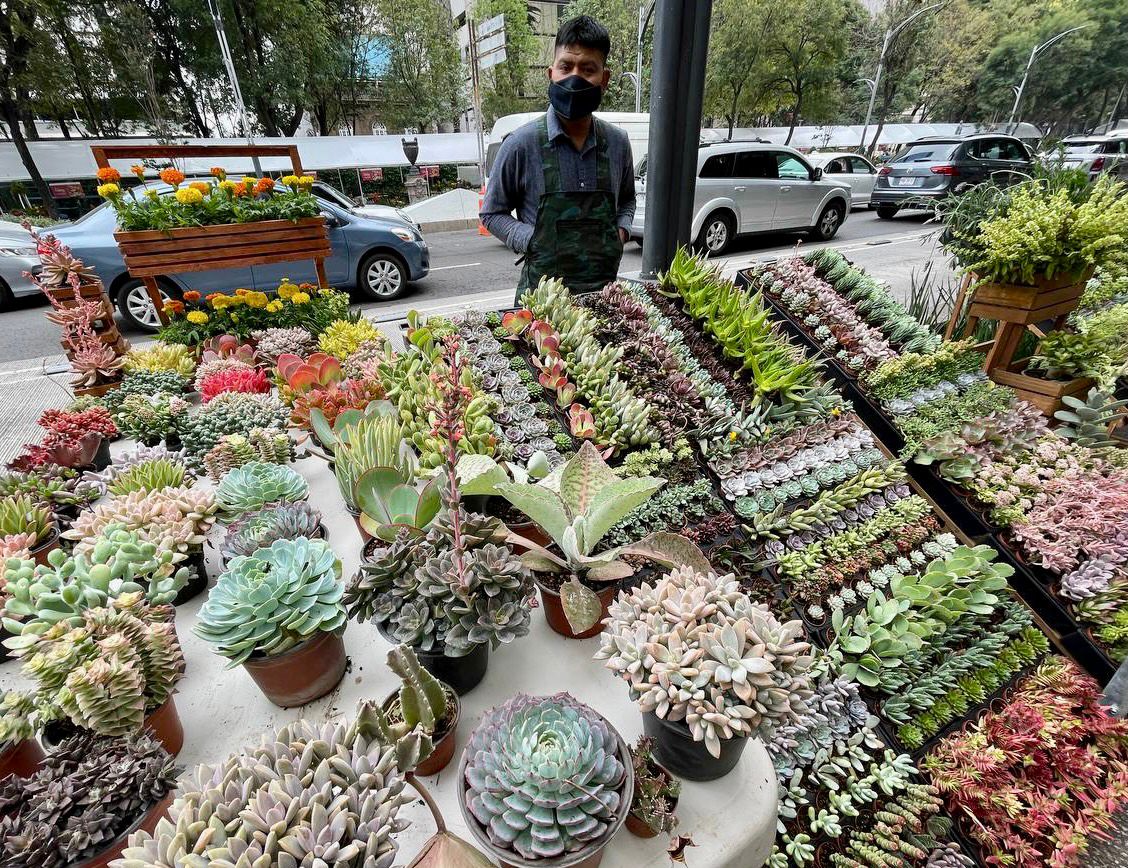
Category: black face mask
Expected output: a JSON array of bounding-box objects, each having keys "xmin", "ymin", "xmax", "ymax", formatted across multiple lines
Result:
[{"xmin": 549, "ymin": 75, "xmax": 603, "ymax": 120}]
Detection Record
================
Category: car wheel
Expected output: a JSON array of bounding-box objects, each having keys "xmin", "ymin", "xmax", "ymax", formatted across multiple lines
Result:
[
  {"xmin": 116, "ymin": 279, "xmax": 177, "ymax": 332},
  {"xmin": 876, "ymin": 204, "xmax": 899, "ymax": 220},
  {"xmin": 810, "ymin": 202, "xmax": 845, "ymax": 241},
  {"xmin": 358, "ymin": 251, "xmax": 408, "ymax": 301},
  {"xmin": 0, "ymin": 279, "xmax": 13, "ymax": 309},
  {"xmin": 695, "ymin": 211, "xmax": 735, "ymax": 256}
]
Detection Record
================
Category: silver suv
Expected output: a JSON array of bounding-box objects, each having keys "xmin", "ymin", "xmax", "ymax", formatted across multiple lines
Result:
[
  {"xmin": 1053, "ymin": 134, "xmax": 1128, "ymax": 181},
  {"xmin": 631, "ymin": 142, "xmax": 851, "ymax": 255}
]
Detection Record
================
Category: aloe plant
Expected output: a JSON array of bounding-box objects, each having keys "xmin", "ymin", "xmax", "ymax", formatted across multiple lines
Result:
[{"xmin": 311, "ymin": 400, "xmax": 415, "ymax": 509}]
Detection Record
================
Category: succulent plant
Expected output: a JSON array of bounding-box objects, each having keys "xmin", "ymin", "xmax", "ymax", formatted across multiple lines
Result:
[
  {"xmin": 116, "ymin": 704, "xmax": 431, "ymax": 868},
  {"xmin": 13, "ymin": 595, "xmax": 184, "ymax": 736},
  {"xmin": 104, "ymin": 457, "xmax": 188, "ymax": 496},
  {"xmin": 174, "ymin": 392, "xmax": 289, "ymax": 465},
  {"xmin": 214, "ymin": 461, "xmax": 309, "ymax": 517},
  {"xmin": 123, "ymin": 342, "xmax": 197, "ymax": 377},
  {"xmin": 112, "ymin": 393, "xmax": 180, "ymax": 443},
  {"xmin": 371, "ymin": 644, "xmax": 450, "ymax": 743},
  {"xmin": 597, "ymin": 566, "xmax": 814, "ymax": 756},
  {"xmin": 277, "ymin": 350, "xmax": 343, "ymax": 394},
  {"xmin": 64, "ymin": 485, "xmax": 217, "ymax": 557},
  {"xmin": 251, "ymin": 326, "xmax": 317, "ymax": 363},
  {"xmin": 462, "ymin": 692, "xmax": 629, "ymax": 860},
  {"xmin": 221, "ymin": 500, "xmax": 323, "ymax": 561},
  {"xmin": 319, "ymin": 317, "xmax": 382, "ymax": 359},
  {"xmin": 1054, "ymin": 387, "xmax": 1128, "ymax": 449},
  {"xmin": 202, "ymin": 427, "xmax": 293, "ymax": 481},
  {"xmin": 195, "ymin": 537, "xmax": 345, "ymax": 666},
  {"xmin": 0, "ymin": 690, "xmax": 36, "ymax": 746},
  {"xmin": 198, "ymin": 366, "xmax": 271, "ymax": 402},
  {"xmin": 355, "ymin": 466, "xmax": 440, "ymax": 541},
  {"xmin": 2, "ymin": 532, "xmax": 189, "ymax": 643},
  {"xmin": 0, "ymin": 494, "xmax": 54, "ymax": 547},
  {"xmin": 0, "ymin": 731, "xmax": 179, "ymax": 868},
  {"xmin": 629, "ymin": 736, "xmax": 680, "ymax": 835},
  {"xmin": 313, "ymin": 400, "xmax": 413, "ymax": 509}
]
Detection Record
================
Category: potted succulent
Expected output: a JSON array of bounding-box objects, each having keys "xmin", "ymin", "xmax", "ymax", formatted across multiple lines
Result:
[
  {"xmin": 625, "ymin": 736, "xmax": 681, "ymax": 839},
  {"xmin": 214, "ymin": 460, "xmax": 309, "ymax": 519},
  {"xmin": 194, "ymin": 536, "xmax": 347, "ymax": 707},
  {"xmin": 220, "ymin": 500, "xmax": 324, "ymax": 566},
  {"xmin": 459, "ymin": 692, "xmax": 633, "ymax": 868},
  {"xmin": 87, "ymin": 455, "xmax": 191, "ymax": 498},
  {"xmin": 0, "ymin": 691, "xmax": 46, "ymax": 780},
  {"xmin": 201, "ymin": 427, "xmax": 293, "ymax": 481},
  {"xmin": 596, "ymin": 566, "xmax": 814, "ymax": 781},
  {"xmin": 374, "ymin": 644, "xmax": 460, "ymax": 776},
  {"xmin": 0, "ymin": 494, "xmax": 58, "ymax": 565},
  {"xmin": 6, "ymin": 596, "xmax": 186, "ymax": 757},
  {"xmin": 115, "ymin": 701, "xmax": 481, "ymax": 868},
  {"xmin": 0, "ymin": 731, "xmax": 178, "ymax": 868}
]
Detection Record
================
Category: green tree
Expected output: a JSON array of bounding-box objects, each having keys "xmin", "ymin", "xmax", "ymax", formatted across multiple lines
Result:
[{"xmin": 705, "ymin": 0, "xmax": 784, "ymax": 136}]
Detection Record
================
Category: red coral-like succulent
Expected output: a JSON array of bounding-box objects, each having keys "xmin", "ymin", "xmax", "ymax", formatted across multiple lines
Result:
[{"xmin": 198, "ymin": 367, "xmax": 270, "ymax": 402}]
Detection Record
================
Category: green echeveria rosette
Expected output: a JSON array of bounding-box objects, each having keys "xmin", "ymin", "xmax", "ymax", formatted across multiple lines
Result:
[
  {"xmin": 220, "ymin": 500, "xmax": 323, "ymax": 562},
  {"xmin": 462, "ymin": 692, "xmax": 630, "ymax": 861},
  {"xmin": 194, "ymin": 537, "xmax": 345, "ymax": 666},
  {"xmin": 214, "ymin": 461, "xmax": 309, "ymax": 519}
]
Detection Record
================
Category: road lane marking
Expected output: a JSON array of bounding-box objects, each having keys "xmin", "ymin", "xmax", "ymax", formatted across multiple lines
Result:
[{"xmin": 429, "ymin": 262, "xmax": 482, "ymax": 272}]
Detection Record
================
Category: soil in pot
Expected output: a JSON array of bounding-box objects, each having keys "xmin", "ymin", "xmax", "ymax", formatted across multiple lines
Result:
[
  {"xmin": 381, "ymin": 685, "xmax": 460, "ymax": 776},
  {"xmin": 642, "ymin": 712, "xmax": 748, "ymax": 782},
  {"xmin": 71, "ymin": 791, "xmax": 174, "ymax": 868},
  {"xmin": 0, "ymin": 737, "xmax": 46, "ymax": 781},
  {"xmin": 362, "ymin": 538, "xmax": 389, "ymax": 564},
  {"xmin": 242, "ymin": 629, "xmax": 348, "ymax": 707},
  {"xmin": 536, "ymin": 575, "xmax": 616, "ymax": 640}
]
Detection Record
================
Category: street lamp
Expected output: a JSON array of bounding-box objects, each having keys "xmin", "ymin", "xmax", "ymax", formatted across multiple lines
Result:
[
  {"xmin": 1007, "ymin": 24, "xmax": 1095, "ymax": 134},
  {"xmin": 859, "ymin": 2, "xmax": 946, "ymax": 154},
  {"xmin": 630, "ymin": 2, "xmax": 657, "ymax": 114}
]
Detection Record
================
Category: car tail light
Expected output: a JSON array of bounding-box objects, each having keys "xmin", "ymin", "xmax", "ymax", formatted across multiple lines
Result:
[
  {"xmin": 1092, "ymin": 157, "xmax": 1105, "ymax": 171},
  {"xmin": 878, "ymin": 166, "xmax": 892, "ymax": 176},
  {"xmin": 930, "ymin": 164, "xmax": 957, "ymax": 175}
]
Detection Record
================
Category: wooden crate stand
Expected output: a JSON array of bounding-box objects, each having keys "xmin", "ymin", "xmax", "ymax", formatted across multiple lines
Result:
[{"xmin": 92, "ymin": 144, "xmax": 330, "ymax": 326}]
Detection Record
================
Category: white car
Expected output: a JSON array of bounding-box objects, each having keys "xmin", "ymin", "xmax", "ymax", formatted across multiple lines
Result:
[
  {"xmin": 312, "ymin": 182, "xmax": 421, "ymax": 230},
  {"xmin": 631, "ymin": 143, "xmax": 851, "ymax": 255},
  {"xmin": 0, "ymin": 222, "xmax": 41, "ymax": 305},
  {"xmin": 1048, "ymin": 134, "xmax": 1128, "ymax": 181},
  {"xmin": 806, "ymin": 152, "xmax": 878, "ymax": 207}
]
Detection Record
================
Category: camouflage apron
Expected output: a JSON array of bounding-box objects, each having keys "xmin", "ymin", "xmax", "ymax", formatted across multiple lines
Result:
[{"xmin": 515, "ymin": 116, "xmax": 623, "ymax": 305}]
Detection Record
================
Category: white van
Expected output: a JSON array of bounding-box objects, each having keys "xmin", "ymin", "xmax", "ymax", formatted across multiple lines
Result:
[{"xmin": 485, "ymin": 111, "xmax": 653, "ymax": 177}]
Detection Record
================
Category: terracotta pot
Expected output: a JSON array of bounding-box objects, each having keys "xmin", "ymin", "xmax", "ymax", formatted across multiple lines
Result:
[
  {"xmin": 381, "ymin": 684, "xmax": 460, "ymax": 776},
  {"xmin": 29, "ymin": 525, "xmax": 60, "ymax": 567},
  {"xmin": 536, "ymin": 578, "xmax": 616, "ymax": 640},
  {"xmin": 242, "ymin": 629, "xmax": 347, "ymax": 707},
  {"xmin": 625, "ymin": 760, "xmax": 678, "ymax": 839},
  {"xmin": 0, "ymin": 737, "xmax": 46, "ymax": 781},
  {"xmin": 143, "ymin": 696, "xmax": 184, "ymax": 757},
  {"xmin": 643, "ymin": 712, "xmax": 747, "ymax": 782},
  {"xmin": 71, "ymin": 791, "xmax": 174, "ymax": 868},
  {"xmin": 346, "ymin": 504, "xmax": 375, "ymax": 544},
  {"xmin": 509, "ymin": 521, "xmax": 551, "ymax": 554}
]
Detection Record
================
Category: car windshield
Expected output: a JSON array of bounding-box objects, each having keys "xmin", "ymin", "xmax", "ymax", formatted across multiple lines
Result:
[{"xmin": 892, "ymin": 143, "xmax": 958, "ymax": 163}]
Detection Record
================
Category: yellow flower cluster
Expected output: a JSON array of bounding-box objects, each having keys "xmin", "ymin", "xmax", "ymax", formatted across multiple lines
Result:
[
  {"xmin": 218, "ymin": 180, "xmax": 237, "ymax": 194},
  {"xmin": 281, "ymin": 174, "xmax": 316, "ymax": 189},
  {"xmin": 277, "ymin": 280, "xmax": 300, "ymax": 300},
  {"xmin": 266, "ymin": 300, "xmax": 283, "ymax": 313},
  {"xmin": 97, "ymin": 183, "xmax": 120, "ymax": 198},
  {"xmin": 244, "ymin": 291, "xmax": 269, "ymax": 308},
  {"xmin": 175, "ymin": 187, "xmax": 204, "ymax": 205},
  {"xmin": 291, "ymin": 292, "xmax": 311, "ymax": 304},
  {"xmin": 186, "ymin": 311, "xmax": 209, "ymax": 324}
]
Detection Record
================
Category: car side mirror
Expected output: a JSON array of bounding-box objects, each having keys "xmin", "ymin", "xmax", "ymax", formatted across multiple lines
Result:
[
  {"xmin": 810, "ymin": 167, "xmax": 823, "ymax": 181},
  {"xmin": 320, "ymin": 211, "xmax": 342, "ymax": 228}
]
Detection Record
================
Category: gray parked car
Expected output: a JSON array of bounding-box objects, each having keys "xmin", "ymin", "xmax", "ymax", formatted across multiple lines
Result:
[
  {"xmin": 0, "ymin": 222, "xmax": 40, "ymax": 304},
  {"xmin": 50, "ymin": 189, "xmax": 429, "ymax": 330},
  {"xmin": 632, "ymin": 142, "xmax": 851, "ymax": 255},
  {"xmin": 871, "ymin": 134, "xmax": 1032, "ymax": 219}
]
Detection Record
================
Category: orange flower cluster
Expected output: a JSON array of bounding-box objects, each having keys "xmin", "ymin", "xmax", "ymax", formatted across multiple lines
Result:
[
  {"xmin": 159, "ymin": 168, "xmax": 186, "ymax": 187},
  {"xmin": 183, "ymin": 290, "xmax": 202, "ymax": 302},
  {"xmin": 131, "ymin": 164, "xmax": 146, "ymax": 181},
  {"xmin": 163, "ymin": 300, "xmax": 186, "ymax": 315},
  {"xmin": 96, "ymin": 167, "xmax": 121, "ymax": 183},
  {"xmin": 254, "ymin": 177, "xmax": 275, "ymax": 195},
  {"xmin": 210, "ymin": 167, "xmax": 226, "ymax": 179},
  {"xmin": 189, "ymin": 181, "xmax": 209, "ymax": 195}
]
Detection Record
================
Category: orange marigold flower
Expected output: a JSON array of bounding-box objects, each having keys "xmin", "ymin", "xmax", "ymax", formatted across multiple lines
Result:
[
  {"xmin": 164, "ymin": 300, "xmax": 185, "ymax": 315},
  {"xmin": 131, "ymin": 164, "xmax": 146, "ymax": 180},
  {"xmin": 210, "ymin": 167, "xmax": 226, "ymax": 179},
  {"xmin": 183, "ymin": 290, "xmax": 202, "ymax": 302},
  {"xmin": 235, "ymin": 288, "xmax": 249, "ymax": 295},
  {"xmin": 159, "ymin": 168, "xmax": 185, "ymax": 187},
  {"xmin": 96, "ymin": 167, "xmax": 121, "ymax": 183},
  {"xmin": 254, "ymin": 177, "xmax": 275, "ymax": 195},
  {"xmin": 205, "ymin": 292, "xmax": 224, "ymax": 304},
  {"xmin": 189, "ymin": 181, "xmax": 209, "ymax": 195}
]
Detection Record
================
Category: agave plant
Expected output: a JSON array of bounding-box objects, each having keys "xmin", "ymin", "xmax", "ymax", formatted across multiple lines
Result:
[
  {"xmin": 195, "ymin": 537, "xmax": 345, "ymax": 666},
  {"xmin": 214, "ymin": 461, "xmax": 309, "ymax": 517},
  {"xmin": 220, "ymin": 501, "xmax": 323, "ymax": 561},
  {"xmin": 312, "ymin": 400, "xmax": 415, "ymax": 510},
  {"xmin": 462, "ymin": 692, "xmax": 629, "ymax": 861},
  {"xmin": 117, "ymin": 704, "xmax": 433, "ymax": 868},
  {"xmin": 0, "ymin": 494, "xmax": 54, "ymax": 547}
]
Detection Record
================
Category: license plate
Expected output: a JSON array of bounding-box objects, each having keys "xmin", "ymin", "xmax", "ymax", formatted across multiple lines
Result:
[{"xmin": 895, "ymin": 176, "xmax": 919, "ymax": 187}]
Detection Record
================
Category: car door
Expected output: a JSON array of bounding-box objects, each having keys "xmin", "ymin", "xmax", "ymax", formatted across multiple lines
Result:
[
  {"xmin": 251, "ymin": 202, "xmax": 351, "ymax": 290},
  {"xmin": 994, "ymin": 138, "xmax": 1031, "ymax": 184},
  {"xmin": 730, "ymin": 150, "xmax": 778, "ymax": 233},
  {"xmin": 696, "ymin": 151, "xmax": 737, "ymax": 230},
  {"xmin": 772, "ymin": 152, "xmax": 823, "ymax": 229},
  {"xmin": 848, "ymin": 156, "xmax": 877, "ymax": 205},
  {"xmin": 961, "ymin": 140, "xmax": 994, "ymax": 185}
]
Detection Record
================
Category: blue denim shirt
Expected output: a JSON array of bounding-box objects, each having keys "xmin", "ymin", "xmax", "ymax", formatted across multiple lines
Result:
[{"xmin": 480, "ymin": 110, "xmax": 636, "ymax": 254}]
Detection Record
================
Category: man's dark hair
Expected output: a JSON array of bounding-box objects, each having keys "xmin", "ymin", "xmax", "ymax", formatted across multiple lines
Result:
[{"xmin": 555, "ymin": 15, "xmax": 611, "ymax": 62}]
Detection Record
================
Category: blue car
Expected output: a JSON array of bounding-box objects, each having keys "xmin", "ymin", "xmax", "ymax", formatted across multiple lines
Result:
[{"xmin": 51, "ymin": 190, "xmax": 430, "ymax": 330}]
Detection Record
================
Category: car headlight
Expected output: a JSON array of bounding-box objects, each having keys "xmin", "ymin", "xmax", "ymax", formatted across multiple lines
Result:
[
  {"xmin": 391, "ymin": 227, "xmax": 415, "ymax": 242},
  {"xmin": 0, "ymin": 247, "xmax": 36, "ymax": 257}
]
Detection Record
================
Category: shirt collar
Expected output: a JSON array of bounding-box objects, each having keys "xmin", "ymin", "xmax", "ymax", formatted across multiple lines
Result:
[{"xmin": 546, "ymin": 109, "xmax": 597, "ymax": 156}]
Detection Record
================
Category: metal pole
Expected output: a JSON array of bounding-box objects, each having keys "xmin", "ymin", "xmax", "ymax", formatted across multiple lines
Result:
[
  {"xmin": 206, "ymin": 0, "xmax": 262, "ymax": 175},
  {"xmin": 1007, "ymin": 24, "xmax": 1095, "ymax": 133},
  {"xmin": 859, "ymin": 29, "xmax": 890, "ymax": 152},
  {"xmin": 467, "ymin": 18, "xmax": 487, "ymax": 185},
  {"xmin": 674, "ymin": 0, "xmax": 712, "ymax": 241}
]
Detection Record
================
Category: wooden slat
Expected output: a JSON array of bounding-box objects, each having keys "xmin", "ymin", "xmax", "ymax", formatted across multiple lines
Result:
[
  {"xmin": 113, "ymin": 217, "xmax": 324, "ymax": 244},
  {"xmin": 968, "ymin": 297, "xmax": 1080, "ymax": 325},
  {"xmin": 117, "ymin": 225, "xmax": 328, "ymax": 257},
  {"xmin": 973, "ymin": 278, "xmax": 1085, "ymax": 309},
  {"xmin": 124, "ymin": 239, "xmax": 331, "ymax": 270},
  {"xmin": 125, "ymin": 247, "xmax": 331, "ymax": 277},
  {"xmin": 93, "ymin": 144, "xmax": 303, "ymax": 175}
]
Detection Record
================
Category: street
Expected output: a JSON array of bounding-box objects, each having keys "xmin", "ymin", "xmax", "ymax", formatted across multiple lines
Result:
[{"xmin": 0, "ymin": 208, "xmax": 946, "ymax": 366}]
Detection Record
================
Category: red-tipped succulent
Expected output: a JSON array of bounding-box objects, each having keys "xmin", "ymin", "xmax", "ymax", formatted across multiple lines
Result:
[
  {"xmin": 501, "ymin": 309, "xmax": 532, "ymax": 335},
  {"xmin": 276, "ymin": 352, "xmax": 343, "ymax": 393},
  {"xmin": 568, "ymin": 404, "xmax": 596, "ymax": 439}
]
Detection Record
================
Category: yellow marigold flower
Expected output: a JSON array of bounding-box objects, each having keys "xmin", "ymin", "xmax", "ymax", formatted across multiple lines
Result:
[
  {"xmin": 277, "ymin": 280, "xmax": 298, "ymax": 300},
  {"xmin": 266, "ymin": 300, "xmax": 284, "ymax": 313},
  {"xmin": 175, "ymin": 187, "xmax": 204, "ymax": 205},
  {"xmin": 281, "ymin": 174, "xmax": 300, "ymax": 188},
  {"xmin": 97, "ymin": 183, "xmax": 120, "ymax": 198},
  {"xmin": 226, "ymin": 294, "xmax": 245, "ymax": 306},
  {"xmin": 210, "ymin": 295, "xmax": 228, "ymax": 309},
  {"xmin": 218, "ymin": 180, "xmax": 237, "ymax": 194},
  {"xmin": 296, "ymin": 175, "xmax": 315, "ymax": 188},
  {"xmin": 186, "ymin": 311, "xmax": 209, "ymax": 324},
  {"xmin": 245, "ymin": 291, "xmax": 269, "ymax": 309},
  {"xmin": 242, "ymin": 176, "xmax": 257, "ymax": 188},
  {"xmin": 291, "ymin": 291, "xmax": 311, "ymax": 304}
]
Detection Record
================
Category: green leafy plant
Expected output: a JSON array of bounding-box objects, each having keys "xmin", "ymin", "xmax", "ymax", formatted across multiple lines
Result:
[
  {"xmin": 202, "ymin": 427, "xmax": 293, "ymax": 481},
  {"xmin": 214, "ymin": 461, "xmax": 309, "ymax": 518},
  {"xmin": 112, "ymin": 393, "xmax": 180, "ymax": 443},
  {"xmin": 354, "ymin": 466, "xmax": 440, "ymax": 541},
  {"xmin": 195, "ymin": 537, "xmax": 344, "ymax": 666},
  {"xmin": 318, "ymin": 317, "xmax": 381, "ymax": 359},
  {"xmin": 0, "ymin": 494, "xmax": 54, "ymax": 547},
  {"xmin": 105, "ymin": 457, "xmax": 188, "ymax": 496},
  {"xmin": 1026, "ymin": 328, "xmax": 1105, "ymax": 380},
  {"xmin": 312, "ymin": 400, "xmax": 413, "ymax": 510}
]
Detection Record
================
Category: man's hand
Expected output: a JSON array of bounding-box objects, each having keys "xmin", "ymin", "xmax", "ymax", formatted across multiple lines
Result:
[{"xmin": 618, "ymin": 227, "xmax": 629, "ymax": 244}]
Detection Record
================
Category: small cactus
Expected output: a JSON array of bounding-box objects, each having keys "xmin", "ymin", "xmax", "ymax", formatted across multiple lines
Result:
[{"xmin": 379, "ymin": 644, "xmax": 448, "ymax": 737}]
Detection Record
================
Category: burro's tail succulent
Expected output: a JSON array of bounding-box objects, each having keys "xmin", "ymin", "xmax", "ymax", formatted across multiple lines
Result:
[{"xmin": 462, "ymin": 692, "xmax": 631, "ymax": 861}]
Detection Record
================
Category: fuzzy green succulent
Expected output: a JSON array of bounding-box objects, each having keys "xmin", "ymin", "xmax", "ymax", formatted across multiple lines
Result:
[
  {"xmin": 214, "ymin": 461, "xmax": 309, "ymax": 518},
  {"xmin": 174, "ymin": 392, "xmax": 289, "ymax": 465},
  {"xmin": 220, "ymin": 501, "xmax": 323, "ymax": 562},
  {"xmin": 0, "ymin": 494, "xmax": 54, "ymax": 547},
  {"xmin": 2, "ymin": 532, "xmax": 188, "ymax": 645},
  {"xmin": 202, "ymin": 427, "xmax": 293, "ymax": 481},
  {"xmin": 195, "ymin": 537, "xmax": 345, "ymax": 666},
  {"xmin": 462, "ymin": 692, "xmax": 629, "ymax": 861},
  {"xmin": 112, "ymin": 393, "xmax": 180, "ymax": 443},
  {"xmin": 105, "ymin": 458, "xmax": 188, "ymax": 496}
]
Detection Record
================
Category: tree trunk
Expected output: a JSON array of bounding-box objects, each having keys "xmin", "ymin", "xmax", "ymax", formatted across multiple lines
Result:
[
  {"xmin": 56, "ymin": 114, "xmax": 71, "ymax": 139},
  {"xmin": 868, "ymin": 120, "xmax": 886, "ymax": 155},
  {"xmin": 0, "ymin": 98, "xmax": 57, "ymax": 217},
  {"xmin": 53, "ymin": 13, "xmax": 104, "ymax": 137}
]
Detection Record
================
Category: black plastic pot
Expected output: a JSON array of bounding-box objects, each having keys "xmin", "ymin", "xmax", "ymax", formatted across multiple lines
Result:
[
  {"xmin": 173, "ymin": 547, "xmax": 209, "ymax": 606},
  {"xmin": 378, "ymin": 626, "xmax": 488, "ymax": 695},
  {"xmin": 92, "ymin": 437, "xmax": 111, "ymax": 471},
  {"xmin": 642, "ymin": 712, "xmax": 748, "ymax": 782}
]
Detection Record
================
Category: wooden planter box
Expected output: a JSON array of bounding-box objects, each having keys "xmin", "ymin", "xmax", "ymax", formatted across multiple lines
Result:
[
  {"xmin": 990, "ymin": 359, "xmax": 1093, "ymax": 416},
  {"xmin": 114, "ymin": 217, "xmax": 330, "ymax": 278},
  {"xmin": 969, "ymin": 268, "xmax": 1093, "ymax": 325}
]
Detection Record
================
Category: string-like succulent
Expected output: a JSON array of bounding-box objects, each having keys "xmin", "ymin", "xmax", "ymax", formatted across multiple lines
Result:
[
  {"xmin": 220, "ymin": 501, "xmax": 323, "ymax": 561},
  {"xmin": 202, "ymin": 427, "xmax": 293, "ymax": 481},
  {"xmin": 462, "ymin": 692, "xmax": 629, "ymax": 860},
  {"xmin": 0, "ymin": 731, "xmax": 179, "ymax": 868},
  {"xmin": 117, "ymin": 704, "xmax": 431, "ymax": 867},
  {"xmin": 215, "ymin": 461, "xmax": 309, "ymax": 518},
  {"xmin": 195, "ymin": 537, "xmax": 345, "ymax": 665},
  {"xmin": 597, "ymin": 567, "xmax": 814, "ymax": 756}
]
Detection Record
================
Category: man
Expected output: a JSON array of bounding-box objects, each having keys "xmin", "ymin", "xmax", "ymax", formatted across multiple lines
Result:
[{"xmin": 480, "ymin": 15, "xmax": 636, "ymax": 302}]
